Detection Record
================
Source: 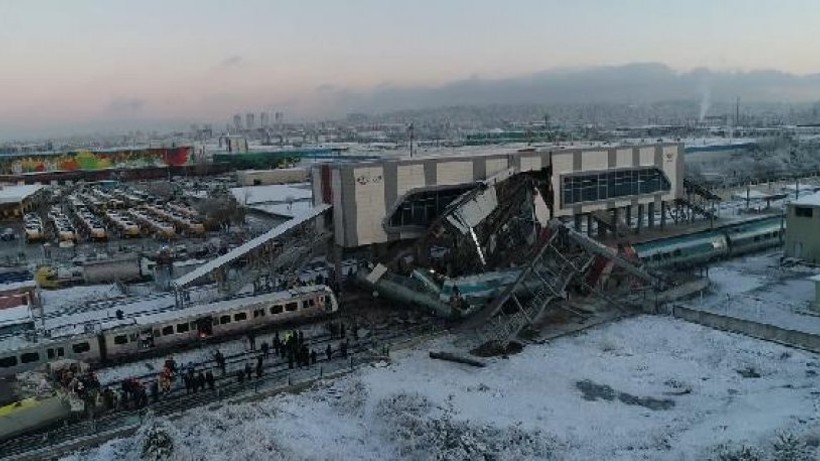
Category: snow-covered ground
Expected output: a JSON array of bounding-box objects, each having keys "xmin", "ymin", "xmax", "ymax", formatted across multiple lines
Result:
[
  {"xmin": 62, "ymin": 316, "xmax": 820, "ymax": 461},
  {"xmin": 685, "ymin": 251, "xmax": 820, "ymax": 335}
]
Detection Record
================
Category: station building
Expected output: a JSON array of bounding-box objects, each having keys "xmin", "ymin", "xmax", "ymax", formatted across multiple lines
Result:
[{"xmin": 311, "ymin": 142, "xmax": 684, "ymax": 248}]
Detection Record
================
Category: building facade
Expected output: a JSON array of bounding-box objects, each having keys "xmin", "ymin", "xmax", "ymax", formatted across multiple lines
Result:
[
  {"xmin": 785, "ymin": 194, "xmax": 820, "ymax": 263},
  {"xmin": 312, "ymin": 142, "xmax": 684, "ymax": 248}
]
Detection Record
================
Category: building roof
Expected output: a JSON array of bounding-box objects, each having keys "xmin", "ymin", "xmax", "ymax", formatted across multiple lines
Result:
[
  {"xmin": 791, "ymin": 191, "xmax": 820, "ymax": 207},
  {"xmin": 0, "ymin": 185, "xmax": 43, "ymax": 204},
  {"xmin": 0, "ymin": 305, "xmax": 33, "ymax": 329},
  {"xmin": 230, "ymin": 184, "xmax": 312, "ymax": 205},
  {"xmin": 172, "ymin": 204, "xmax": 331, "ymax": 288}
]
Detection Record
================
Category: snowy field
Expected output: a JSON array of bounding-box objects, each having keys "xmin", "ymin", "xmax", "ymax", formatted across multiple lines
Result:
[
  {"xmin": 686, "ymin": 252, "xmax": 820, "ymax": 335},
  {"xmin": 62, "ymin": 316, "xmax": 820, "ymax": 460}
]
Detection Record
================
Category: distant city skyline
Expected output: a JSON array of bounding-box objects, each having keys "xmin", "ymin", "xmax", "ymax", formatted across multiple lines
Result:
[{"xmin": 1, "ymin": 0, "xmax": 820, "ymax": 138}]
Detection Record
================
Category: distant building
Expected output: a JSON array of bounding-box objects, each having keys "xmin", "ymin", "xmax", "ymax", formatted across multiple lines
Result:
[{"xmin": 233, "ymin": 114, "xmax": 242, "ymax": 132}]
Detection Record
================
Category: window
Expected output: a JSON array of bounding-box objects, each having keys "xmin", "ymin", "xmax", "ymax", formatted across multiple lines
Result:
[
  {"xmin": 271, "ymin": 305, "xmax": 283, "ymax": 315},
  {"xmin": 129, "ymin": 333, "xmax": 138, "ymax": 342},
  {"xmin": 47, "ymin": 348, "xmax": 55, "ymax": 359},
  {"xmin": 233, "ymin": 312, "xmax": 247, "ymax": 322},
  {"xmin": 561, "ymin": 167, "xmax": 671, "ymax": 206},
  {"xmin": 220, "ymin": 315, "xmax": 231, "ymax": 324},
  {"xmin": 21, "ymin": 352, "xmax": 40, "ymax": 364},
  {"xmin": 285, "ymin": 302, "xmax": 298, "ymax": 312},
  {"xmin": 176, "ymin": 323, "xmax": 190, "ymax": 333},
  {"xmin": 253, "ymin": 309, "xmax": 265, "ymax": 318},
  {"xmin": 0, "ymin": 356, "xmax": 17, "ymax": 368},
  {"xmin": 114, "ymin": 335, "xmax": 128, "ymax": 345},
  {"xmin": 387, "ymin": 186, "xmax": 472, "ymax": 228},
  {"xmin": 302, "ymin": 300, "xmax": 311, "ymax": 310},
  {"xmin": 162, "ymin": 325, "xmax": 174, "ymax": 336},
  {"xmin": 57, "ymin": 347, "xmax": 64, "ymax": 357},
  {"xmin": 795, "ymin": 206, "xmax": 813, "ymax": 218},
  {"xmin": 72, "ymin": 342, "xmax": 90, "ymax": 354},
  {"xmin": 308, "ymin": 298, "xmax": 316, "ymax": 307}
]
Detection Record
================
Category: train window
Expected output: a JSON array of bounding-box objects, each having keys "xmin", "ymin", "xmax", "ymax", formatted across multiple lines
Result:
[
  {"xmin": 21, "ymin": 352, "xmax": 40, "ymax": 364},
  {"xmin": 190, "ymin": 321, "xmax": 198, "ymax": 330},
  {"xmin": 72, "ymin": 342, "xmax": 90, "ymax": 354},
  {"xmin": 47, "ymin": 348, "xmax": 55, "ymax": 359},
  {"xmin": 220, "ymin": 315, "xmax": 231, "ymax": 324},
  {"xmin": 302, "ymin": 300, "xmax": 310, "ymax": 310},
  {"xmin": 0, "ymin": 356, "xmax": 17, "ymax": 368},
  {"xmin": 285, "ymin": 302, "xmax": 298, "ymax": 312},
  {"xmin": 57, "ymin": 347, "xmax": 64, "ymax": 357},
  {"xmin": 114, "ymin": 335, "xmax": 128, "ymax": 345},
  {"xmin": 129, "ymin": 333, "xmax": 138, "ymax": 342},
  {"xmin": 271, "ymin": 305, "xmax": 283, "ymax": 315},
  {"xmin": 234, "ymin": 312, "xmax": 247, "ymax": 322},
  {"xmin": 162, "ymin": 325, "xmax": 174, "ymax": 336},
  {"xmin": 795, "ymin": 207, "xmax": 813, "ymax": 218},
  {"xmin": 308, "ymin": 298, "xmax": 316, "ymax": 307},
  {"xmin": 176, "ymin": 323, "xmax": 190, "ymax": 333}
]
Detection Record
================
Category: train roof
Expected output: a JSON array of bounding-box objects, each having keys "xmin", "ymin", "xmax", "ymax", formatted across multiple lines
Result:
[{"xmin": 100, "ymin": 285, "xmax": 332, "ymax": 332}]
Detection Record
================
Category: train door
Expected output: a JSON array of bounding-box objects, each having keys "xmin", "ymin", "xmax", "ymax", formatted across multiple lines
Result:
[
  {"xmin": 138, "ymin": 329, "xmax": 155, "ymax": 349},
  {"xmin": 196, "ymin": 317, "xmax": 213, "ymax": 339}
]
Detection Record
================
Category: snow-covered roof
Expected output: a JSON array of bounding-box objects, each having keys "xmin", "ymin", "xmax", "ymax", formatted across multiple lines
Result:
[
  {"xmin": 730, "ymin": 190, "xmax": 787, "ymax": 201},
  {"xmin": 0, "ymin": 184, "xmax": 43, "ymax": 204},
  {"xmin": 0, "ymin": 280, "xmax": 37, "ymax": 293},
  {"xmin": 250, "ymin": 201, "xmax": 314, "ymax": 219},
  {"xmin": 791, "ymin": 191, "xmax": 820, "ymax": 207},
  {"xmin": 230, "ymin": 184, "xmax": 312, "ymax": 205},
  {"xmin": 173, "ymin": 204, "xmax": 331, "ymax": 288},
  {"xmin": 0, "ymin": 305, "xmax": 33, "ymax": 328}
]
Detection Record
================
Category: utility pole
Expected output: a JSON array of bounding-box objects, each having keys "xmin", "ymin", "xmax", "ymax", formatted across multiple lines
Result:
[{"xmin": 408, "ymin": 123, "xmax": 414, "ymax": 158}]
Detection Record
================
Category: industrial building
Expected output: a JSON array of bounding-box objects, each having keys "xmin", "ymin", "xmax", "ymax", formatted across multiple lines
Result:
[
  {"xmin": 785, "ymin": 192, "xmax": 820, "ymax": 263},
  {"xmin": 311, "ymin": 142, "xmax": 684, "ymax": 248}
]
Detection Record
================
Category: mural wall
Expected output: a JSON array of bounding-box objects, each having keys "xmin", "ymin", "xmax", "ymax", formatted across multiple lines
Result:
[{"xmin": 0, "ymin": 147, "xmax": 193, "ymax": 175}]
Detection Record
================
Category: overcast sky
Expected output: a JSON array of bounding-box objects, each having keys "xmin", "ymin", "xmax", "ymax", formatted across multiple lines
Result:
[{"xmin": 1, "ymin": 0, "xmax": 819, "ymax": 137}]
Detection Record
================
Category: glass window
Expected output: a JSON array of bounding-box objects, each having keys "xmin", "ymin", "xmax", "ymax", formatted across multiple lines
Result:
[
  {"xmin": 162, "ymin": 325, "xmax": 174, "ymax": 336},
  {"xmin": 114, "ymin": 335, "xmax": 128, "ymax": 345},
  {"xmin": 285, "ymin": 302, "xmax": 298, "ymax": 312},
  {"xmin": 176, "ymin": 323, "xmax": 190, "ymax": 333},
  {"xmin": 220, "ymin": 315, "xmax": 231, "ymax": 324},
  {"xmin": 795, "ymin": 207, "xmax": 813, "ymax": 218},
  {"xmin": 234, "ymin": 312, "xmax": 247, "ymax": 322},
  {"xmin": 47, "ymin": 348, "xmax": 55, "ymax": 359},
  {"xmin": 271, "ymin": 305, "xmax": 284, "ymax": 315},
  {"xmin": 21, "ymin": 352, "xmax": 39, "ymax": 364},
  {"xmin": 561, "ymin": 167, "xmax": 671, "ymax": 206},
  {"xmin": 72, "ymin": 342, "xmax": 90, "ymax": 354},
  {"xmin": 0, "ymin": 356, "xmax": 18, "ymax": 368},
  {"xmin": 57, "ymin": 347, "xmax": 64, "ymax": 357}
]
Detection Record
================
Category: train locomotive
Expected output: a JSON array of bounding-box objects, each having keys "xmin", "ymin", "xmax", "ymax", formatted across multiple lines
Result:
[
  {"xmin": 634, "ymin": 216, "xmax": 784, "ymax": 269},
  {"xmin": 0, "ymin": 285, "xmax": 338, "ymax": 379}
]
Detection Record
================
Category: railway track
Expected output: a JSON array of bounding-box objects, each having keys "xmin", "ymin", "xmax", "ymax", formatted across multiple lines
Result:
[{"xmin": 0, "ymin": 318, "xmax": 448, "ymax": 461}]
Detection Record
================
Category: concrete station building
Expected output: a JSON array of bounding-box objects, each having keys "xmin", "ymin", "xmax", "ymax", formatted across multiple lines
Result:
[
  {"xmin": 312, "ymin": 142, "xmax": 684, "ymax": 248},
  {"xmin": 785, "ymin": 192, "xmax": 820, "ymax": 263}
]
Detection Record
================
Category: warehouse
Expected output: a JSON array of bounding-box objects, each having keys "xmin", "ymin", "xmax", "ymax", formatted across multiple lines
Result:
[{"xmin": 311, "ymin": 142, "xmax": 684, "ymax": 248}]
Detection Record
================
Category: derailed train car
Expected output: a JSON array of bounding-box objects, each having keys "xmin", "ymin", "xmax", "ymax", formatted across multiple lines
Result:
[{"xmin": 635, "ymin": 216, "xmax": 784, "ymax": 269}]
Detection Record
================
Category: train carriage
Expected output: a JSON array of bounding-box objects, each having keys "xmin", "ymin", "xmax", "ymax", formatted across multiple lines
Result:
[{"xmin": 0, "ymin": 286, "xmax": 337, "ymax": 378}]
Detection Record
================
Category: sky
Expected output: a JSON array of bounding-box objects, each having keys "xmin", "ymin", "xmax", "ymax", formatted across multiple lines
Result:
[{"xmin": 1, "ymin": 0, "xmax": 819, "ymax": 137}]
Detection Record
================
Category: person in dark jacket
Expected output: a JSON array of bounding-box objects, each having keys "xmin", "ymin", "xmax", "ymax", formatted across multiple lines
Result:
[
  {"xmin": 325, "ymin": 344, "xmax": 332, "ymax": 361},
  {"xmin": 255, "ymin": 356, "xmax": 263, "ymax": 379},
  {"xmin": 196, "ymin": 372, "xmax": 206, "ymax": 392},
  {"xmin": 310, "ymin": 349, "xmax": 317, "ymax": 365},
  {"xmin": 205, "ymin": 370, "xmax": 215, "ymax": 390},
  {"xmin": 244, "ymin": 362, "xmax": 252, "ymax": 380},
  {"xmin": 261, "ymin": 341, "xmax": 269, "ymax": 358}
]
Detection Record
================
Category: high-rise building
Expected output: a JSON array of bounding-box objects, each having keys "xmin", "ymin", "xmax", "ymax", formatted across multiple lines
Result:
[
  {"xmin": 246, "ymin": 113, "xmax": 255, "ymax": 131},
  {"xmin": 233, "ymin": 114, "xmax": 242, "ymax": 132},
  {"xmin": 260, "ymin": 111, "xmax": 270, "ymax": 128}
]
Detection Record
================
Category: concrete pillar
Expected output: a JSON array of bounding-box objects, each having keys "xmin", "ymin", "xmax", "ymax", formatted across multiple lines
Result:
[
  {"xmin": 647, "ymin": 202, "xmax": 655, "ymax": 229},
  {"xmin": 636, "ymin": 204, "xmax": 644, "ymax": 234},
  {"xmin": 611, "ymin": 208, "xmax": 619, "ymax": 236},
  {"xmin": 586, "ymin": 214, "xmax": 593, "ymax": 237},
  {"xmin": 660, "ymin": 201, "xmax": 667, "ymax": 229},
  {"xmin": 574, "ymin": 214, "xmax": 582, "ymax": 232}
]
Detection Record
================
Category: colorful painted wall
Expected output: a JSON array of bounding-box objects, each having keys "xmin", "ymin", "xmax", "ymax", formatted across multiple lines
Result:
[{"xmin": 0, "ymin": 147, "xmax": 193, "ymax": 175}]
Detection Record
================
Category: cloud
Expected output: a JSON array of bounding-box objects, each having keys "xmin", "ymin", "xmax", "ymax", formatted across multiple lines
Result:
[
  {"xmin": 218, "ymin": 55, "xmax": 243, "ymax": 68},
  {"xmin": 106, "ymin": 97, "xmax": 145, "ymax": 114}
]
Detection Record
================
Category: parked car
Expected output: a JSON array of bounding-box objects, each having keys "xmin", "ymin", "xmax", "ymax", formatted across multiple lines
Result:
[{"xmin": 1, "ymin": 228, "xmax": 16, "ymax": 241}]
